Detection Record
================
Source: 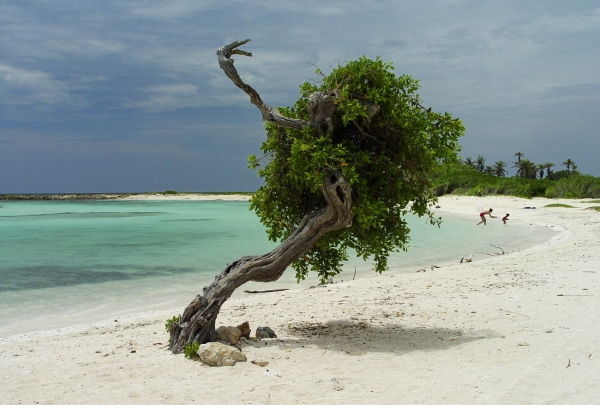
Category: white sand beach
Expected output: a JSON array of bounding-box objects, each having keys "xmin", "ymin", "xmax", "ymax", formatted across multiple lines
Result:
[{"xmin": 1, "ymin": 195, "xmax": 599, "ymax": 404}]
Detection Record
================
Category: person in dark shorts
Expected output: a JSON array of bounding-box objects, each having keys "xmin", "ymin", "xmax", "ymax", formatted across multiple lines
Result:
[
  {"xmin": 477, "ymin": 208, "xmax": 496, "ymax": 225},
  {"xmin": 502, "ymin": 213, "xmax": 510, "ymax": 224}
]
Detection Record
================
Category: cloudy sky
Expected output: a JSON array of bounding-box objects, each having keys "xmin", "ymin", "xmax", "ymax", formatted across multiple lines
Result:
[{"xmin": 1, "ymin": 0, "xmax": 599, "ymax": 193}]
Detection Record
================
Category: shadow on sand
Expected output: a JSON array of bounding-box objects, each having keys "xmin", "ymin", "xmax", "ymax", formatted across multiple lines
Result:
[{"xmin": 243, "ymin": 319, "xmax": 499, "ymax": 355}]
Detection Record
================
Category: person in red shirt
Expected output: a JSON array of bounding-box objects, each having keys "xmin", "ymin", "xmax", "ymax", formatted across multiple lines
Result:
[{"xmin": 477, "ymin": 208, "xmax": 497, "ymax": 225}]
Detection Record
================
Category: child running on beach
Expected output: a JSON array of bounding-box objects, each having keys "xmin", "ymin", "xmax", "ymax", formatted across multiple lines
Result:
[
  {"xmin": 502, "ymin": 213, "xmax": 510, "ymax": 224},
  {"xmin": 477, "ymin": 208, "xmax": 497, "ymax": 225}
]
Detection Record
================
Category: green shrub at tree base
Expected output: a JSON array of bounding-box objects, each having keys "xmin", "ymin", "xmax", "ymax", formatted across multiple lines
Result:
[{"xmin": 183, "ymin": 341, "xmax": 200, "ymax": 359}]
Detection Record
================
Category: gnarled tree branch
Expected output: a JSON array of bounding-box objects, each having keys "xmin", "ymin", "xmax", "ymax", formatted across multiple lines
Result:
[
  {"xmin": 216, "ymin": 39, "xmax": 308, "ymax": 131},
  {"xmin": 216, "ymin": 39, "xmax": 380, "ymax": 134}
]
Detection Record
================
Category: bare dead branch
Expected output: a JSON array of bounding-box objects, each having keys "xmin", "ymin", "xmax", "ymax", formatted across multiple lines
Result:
[
  {"xmin": 216, "ymin": 39, "xmax": 308, "ymax": 130},
  {"xmin": 216, "ymin": 39, "xmax": 380, "ymax": 135}
]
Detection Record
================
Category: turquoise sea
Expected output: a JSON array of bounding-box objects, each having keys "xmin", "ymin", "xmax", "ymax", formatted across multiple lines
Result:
[{"xmin": 0, "ymin": 200, "xmax": 557, "ymax": 337}]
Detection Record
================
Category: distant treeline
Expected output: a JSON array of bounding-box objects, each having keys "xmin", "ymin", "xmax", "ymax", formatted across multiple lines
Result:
[{"xmin": 430, "ymin": 164, "xmax": 600, "ymax": 199}]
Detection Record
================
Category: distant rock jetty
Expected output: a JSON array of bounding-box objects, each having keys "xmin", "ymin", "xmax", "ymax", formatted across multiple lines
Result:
[{"xmin": 0, "ymin": 194, "xmax": 130, "ymax": 201}]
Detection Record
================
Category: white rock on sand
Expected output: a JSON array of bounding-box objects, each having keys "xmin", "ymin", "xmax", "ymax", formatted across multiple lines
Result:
[{"xmin": 1, "ymin": 195, "xmax": 599, "ymax": 404}]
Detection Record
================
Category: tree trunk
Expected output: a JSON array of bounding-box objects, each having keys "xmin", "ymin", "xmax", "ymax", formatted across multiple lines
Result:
[
  {"xmin": 169, "ymin": 171, "xmax": 352, "ymax": 353},
  {"xmin": 168, "ymin": 39, "xmax": 381, "ymax": 354}
]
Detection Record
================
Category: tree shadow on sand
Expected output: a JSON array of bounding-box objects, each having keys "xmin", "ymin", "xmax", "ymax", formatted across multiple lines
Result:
[{"xmin": 244, "ymin": 319, "xmax": 499, "ymax": 355}]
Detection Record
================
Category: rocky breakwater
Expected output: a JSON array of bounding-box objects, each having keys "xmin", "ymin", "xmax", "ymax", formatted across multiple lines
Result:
[{"xmin": 0, "ymin": 194, "xmax": 130, "ymax": 201}]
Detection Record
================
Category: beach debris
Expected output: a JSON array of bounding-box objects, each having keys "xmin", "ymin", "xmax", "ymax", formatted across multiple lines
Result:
[
  {"xmin": 460, "ymin": 254, "xmax": 473, "ymax": 264},
  {"xmin": 251, "ymin": 360, "xmax": 270, "ymax": 367},
  {"xmin": 566, "ymin": 358, "xmax": 571, "ymax": 368},
  {"xmin": 517, "ymin": 342, "xmax": 529, "ymax": 346},
  {"xmin": 237, "ymin": 322, "xmax": 251, "ymax": 339},
  {"xmin": 490, "ymin": 244, "xmax": 505, "ymax": 255},
  {"xmin": 244, "ymin": 288, "xmax": 289, "ymax": 294},
  {"xmin": 256, "ymin": 326, "xmax": 277, "ymax": 339},
  {"xmin": 262, "ymin": 369, "xmax": 281, "ymax": 377},
  {"xmin": 416, "ymin": 268, "xmax": 426, "ymax": 273},
  {"xmin": 431, "ymin": 265, "xmax": 440, "ymax": 270},
  {"xmin": 331, "ymin": 377, "xmax": 344, "ymax": 391},
  {"xmin": 197, "ymin": 342, "xmax": 247, "ymax": 367}
]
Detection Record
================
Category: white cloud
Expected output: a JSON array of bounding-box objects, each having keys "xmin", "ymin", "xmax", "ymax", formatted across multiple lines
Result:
[
  {"xmin": 125, "ymin": 0, "xmax": 213, "ymax": 20},
  {"xmin": 126, "ymin": 83, "xmax": 201, "ymax": 112},
  {"xmin": 0, "ymin": 63, "xmax": 73, "ymax": 105}
]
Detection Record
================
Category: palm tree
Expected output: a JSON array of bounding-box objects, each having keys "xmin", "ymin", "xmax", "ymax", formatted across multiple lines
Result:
[
  {"xmin": 544, "ymin": 162, "xmax": 555, "ymax": 178},
  {"xmin": 514, "ymin": 151, "xmax": 524, "ymax": 163},
  {"xmin": 475, "ymin": 155, "xmax": 486, "ymax": 173},
  {"xmin": 516, "ymin": 159, "xmax": 537, "ymax": 179},
  {"xmin": 537, "ymin": 164, "xmax": 545, "ymax": 179},
  {"xmin": 484, "ymin": 166, "xmax": 494, "ymax": 175},
  {"xmin": 562, "ymin": 159, "xmax": 575, "ymax": 174},
  {"xmin": 463, "ymin": 157, "xmax": 476, "ymax": 169},
  {"xmin": 492, "ymin": 161, "xmax": 507, "ymax": 177}
]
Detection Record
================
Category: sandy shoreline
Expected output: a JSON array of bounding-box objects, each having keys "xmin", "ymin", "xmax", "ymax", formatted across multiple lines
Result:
[{"xmin": 2, "ymin": 195, "xmax": 599, "ymax": 404}]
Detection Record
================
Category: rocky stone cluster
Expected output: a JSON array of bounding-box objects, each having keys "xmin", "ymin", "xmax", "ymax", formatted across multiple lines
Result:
[{"xmin": 195, "ymin": 322, "xmax": 277, "ymax": 367}]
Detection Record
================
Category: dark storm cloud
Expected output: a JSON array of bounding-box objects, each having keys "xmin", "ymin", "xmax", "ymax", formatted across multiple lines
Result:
[{"xmin": 1, "ymin": 0, "xmax": 599, "ymax": 193}]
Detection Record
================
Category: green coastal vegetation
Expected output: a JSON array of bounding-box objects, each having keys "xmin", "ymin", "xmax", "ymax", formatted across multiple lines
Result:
[{"xmin": 430, "ymin": 152, "xmax": 600, "ymax": 199}]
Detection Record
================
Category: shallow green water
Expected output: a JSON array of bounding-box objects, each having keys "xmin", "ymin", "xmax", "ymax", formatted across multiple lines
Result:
[{"xmin": 0, "ymin": 200, "xmax": 557, "ymax": 337}]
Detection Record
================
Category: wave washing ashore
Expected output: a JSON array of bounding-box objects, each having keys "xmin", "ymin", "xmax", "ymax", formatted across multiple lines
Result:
[
  {"xmin": 1, "ymin": 195, "xmax": 599, "ymax": 404},
  {"xmin": 0, "ymin": 195, "xmax": 554, "ymax": 338}
]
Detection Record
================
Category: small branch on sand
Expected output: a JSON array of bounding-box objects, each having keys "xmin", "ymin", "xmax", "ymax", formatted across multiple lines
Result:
[
  {"xmin": 244, "ymin": 289, "xmax": 290, "ymax": 294},
  {"xmin": 490, "ymin": 244, "xmax": 505, "ymax": 254}
]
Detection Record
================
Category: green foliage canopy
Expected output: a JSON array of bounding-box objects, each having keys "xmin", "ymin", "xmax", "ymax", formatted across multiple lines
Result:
[{"xmin": 248, "ymin": 57, "xmax": 464, "ymax": 281}]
